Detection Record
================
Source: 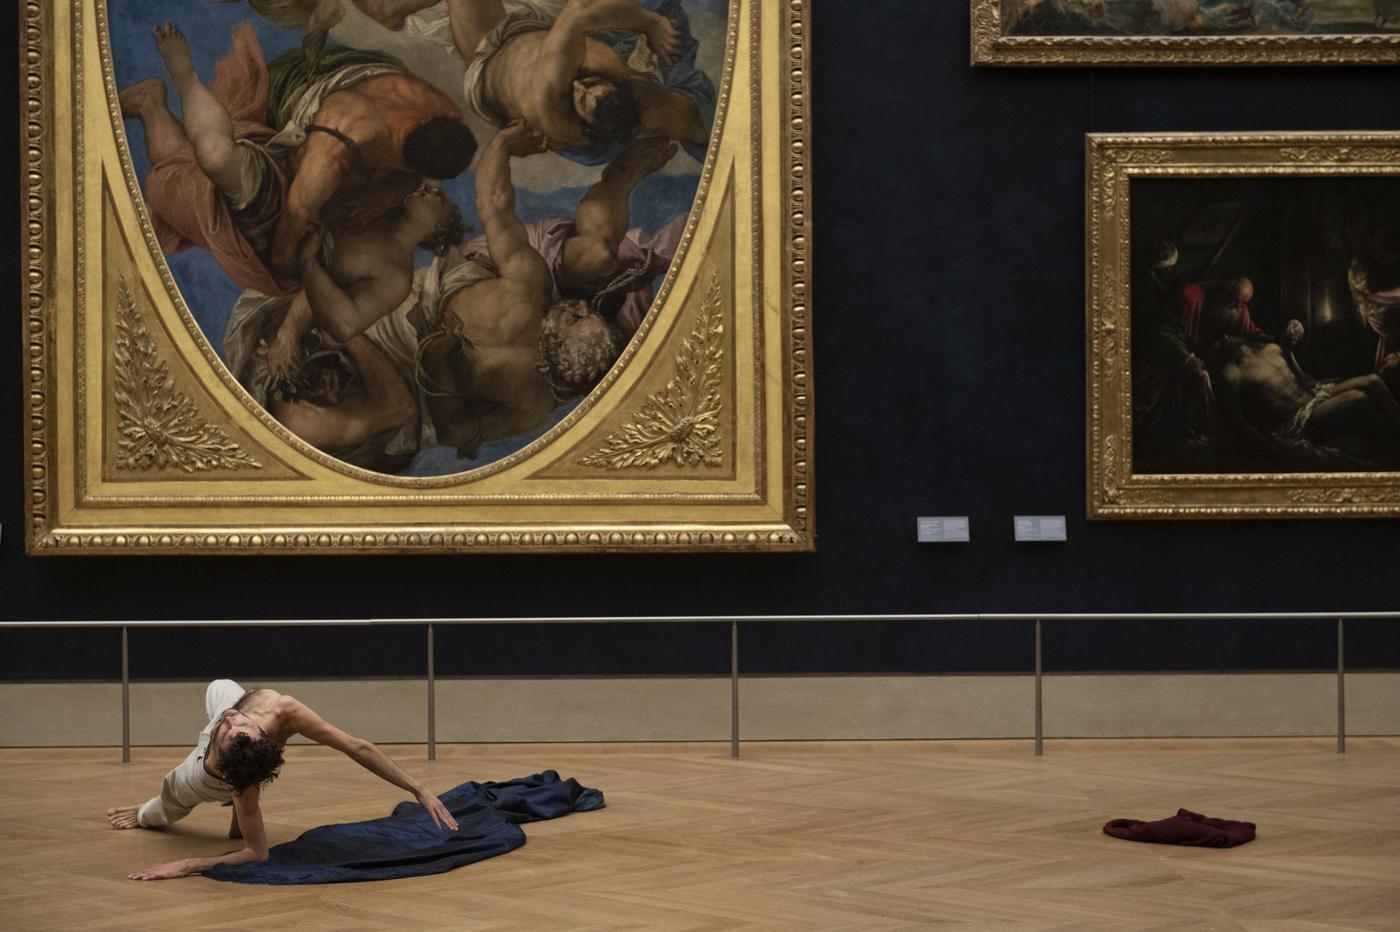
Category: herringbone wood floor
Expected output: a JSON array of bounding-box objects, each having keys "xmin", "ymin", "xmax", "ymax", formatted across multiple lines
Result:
[{"xmin": 1, "ymin": 739, "xmax": 1397, "ymax": 930}]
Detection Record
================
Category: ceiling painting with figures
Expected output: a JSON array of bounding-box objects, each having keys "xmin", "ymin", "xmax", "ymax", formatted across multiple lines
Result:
[{"xmin": 112, "ymin": 0, "xmax": 727, "ymax": 477}]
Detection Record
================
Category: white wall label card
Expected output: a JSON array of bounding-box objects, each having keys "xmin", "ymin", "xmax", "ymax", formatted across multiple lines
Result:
[
  {"xmin": 1014, "ymin": 516, "xmax": 1067, "ymax": 542},
  {"xmin": 917, "ymin": 517, "xmax": 970, "ymax": 543}
]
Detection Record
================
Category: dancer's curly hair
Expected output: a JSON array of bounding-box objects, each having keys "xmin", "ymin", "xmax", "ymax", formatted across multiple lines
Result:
[{"xmin": 218, "ymin": 734, "xmax": 285, "ymax": 794}]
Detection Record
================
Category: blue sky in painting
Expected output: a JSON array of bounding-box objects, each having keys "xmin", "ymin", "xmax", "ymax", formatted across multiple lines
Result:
[{"xmin": 110, "ymin": 0, "xmax": 705, "ymax": 354}]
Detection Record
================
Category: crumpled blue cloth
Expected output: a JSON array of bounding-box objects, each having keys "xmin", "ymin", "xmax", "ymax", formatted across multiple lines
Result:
[{"xmin": 206, "ymin": 771, "xmax": 604, "ymax": 885}]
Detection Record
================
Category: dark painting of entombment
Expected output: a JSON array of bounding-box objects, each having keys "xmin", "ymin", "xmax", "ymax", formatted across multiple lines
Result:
[{"xmin": 1129, "ymin": 177, "xmax": 1400, "ymax": 474}]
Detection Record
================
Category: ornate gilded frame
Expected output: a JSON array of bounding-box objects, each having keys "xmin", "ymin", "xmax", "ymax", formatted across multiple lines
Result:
[
  {"xmin": 21, "ymin": 0, "xmax": 814, "ymax": 554},
  {"xmin": 971, "ymin": 0, "xmax": 1400, "ymax": 66},
  {"xmin": 1087, "ymin": 132, "xmax": 1400, "ymax": 520}
]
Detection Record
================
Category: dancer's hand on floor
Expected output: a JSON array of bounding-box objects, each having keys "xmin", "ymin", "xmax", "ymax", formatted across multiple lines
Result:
[
  {"xmin": 417, "ymin": 791, "xmax": 459, "ymax": 832},
  {"xmin": 129, "ymin": 858, "xmax": 194, "ymax": 881}
]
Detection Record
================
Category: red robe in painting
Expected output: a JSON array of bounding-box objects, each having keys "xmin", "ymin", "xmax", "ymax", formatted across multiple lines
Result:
[
  {"xmin": 1171, "ymin": 281, "xmax": 1261, "ymax": 352},
  {"xmin": 141, "ymin": 24, "xmax": 290, "ymax": 297},
  {"xmin": 1133, "ymin": 281, "xmax": 1257, "ymax": 429}
]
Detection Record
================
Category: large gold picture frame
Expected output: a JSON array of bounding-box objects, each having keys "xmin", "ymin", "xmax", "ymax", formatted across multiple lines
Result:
[
  {"xmin": 21, "ymin": 0, "xmax": 813, "ymax": 554},
  {"xmin": 972, "ymin": 0, "xmax": 1400, "ymax": 66},
  {"xmin": 1087, "ymin": 133, "xmax": 1400, "ymax": 520}
]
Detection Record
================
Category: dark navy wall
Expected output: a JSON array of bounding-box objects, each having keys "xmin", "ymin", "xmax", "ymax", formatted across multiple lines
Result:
[{"xmin": 3, "ymin": 3, "xmax": 1397, "ymax": 680}]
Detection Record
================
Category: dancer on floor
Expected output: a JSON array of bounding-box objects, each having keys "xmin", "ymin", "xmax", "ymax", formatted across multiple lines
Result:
[{"xmin": 107, "ymin": 679, "xmax": 458, "ymax": 881}]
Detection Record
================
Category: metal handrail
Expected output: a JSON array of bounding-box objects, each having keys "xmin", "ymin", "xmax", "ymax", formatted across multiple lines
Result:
[
  {"xmin": 2, "ymin": 611, "xmax": 1398, "ymax": 626},
  {"xmin": 4, "ymin": 612, "xmax": 1395, "ymax": 760}
]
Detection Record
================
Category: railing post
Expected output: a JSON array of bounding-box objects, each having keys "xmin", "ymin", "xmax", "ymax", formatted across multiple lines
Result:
[
  {"xmin": 121, "ymin": 626, "xmax": 130, "ymax": 764},
  {"xmin": 731, "ymin": 620, "xmax": 740, "ymax": 759},
  {"xmin": 427, "ymin": 624, "xmax": 436, "ymax": 761},
  {"xmin": 1337, "ymin": 617, "xmax": 1345, "ymax": 755},
  {"xmin": 1034, "ymin": 619, "xmax": 1043, "ymax": 757}
]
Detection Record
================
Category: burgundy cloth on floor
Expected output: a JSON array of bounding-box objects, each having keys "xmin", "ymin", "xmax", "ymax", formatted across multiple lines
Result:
[{"xmin": 1103, "ymin": 808, "xmax": 1256, "ymax": 848}]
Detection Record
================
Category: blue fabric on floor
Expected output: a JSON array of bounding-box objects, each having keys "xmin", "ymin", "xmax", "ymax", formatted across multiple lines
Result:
[{"xmin": 205, "ymin": 771, "xmax": 604, "ymax": 885}]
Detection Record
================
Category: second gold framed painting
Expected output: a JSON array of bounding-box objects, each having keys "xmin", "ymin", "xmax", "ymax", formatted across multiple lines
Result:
[
  {"xmin": 23, "ymin": 0, "xmax": 812, "ymax": 554},
  {"xmin": 973, "ymin": 0, "xmax": 1400, "ymax": 65},
  {"xmin": 1088, "ymin": 133, "xmax": 1400, "ymax": 519}
]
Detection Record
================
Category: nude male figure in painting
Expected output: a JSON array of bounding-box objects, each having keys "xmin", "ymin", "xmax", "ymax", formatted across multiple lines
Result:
[
  {"xmin": 416, "ymin": 122, "xmax": 678, "ymax": 454},
  {"xmin": 1211, "ymin": 335, "xmax": 1400, "ymax": 451},
  {"xmin": 261, "ymin": 126, "xmax": 674, "ymax": 467},
  {"xmin": 255, "ymin": 182, "xmax": 466, "ymax": 466},
  {"xmin": 446, "ymin": 0, "xmax": 702, "ymax": 153},
  {"xmin": 120, "ymin": 22, "xmax": 476, "ymax": 289}
]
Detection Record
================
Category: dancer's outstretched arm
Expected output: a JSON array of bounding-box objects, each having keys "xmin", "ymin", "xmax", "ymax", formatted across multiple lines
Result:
[
  {"xmin": 127, "ymin": 788, "xmax": 269, "ymax": 881},
  {"xmin": 279, "ymin": 697, "xmax": 459, "ymax": 832}
]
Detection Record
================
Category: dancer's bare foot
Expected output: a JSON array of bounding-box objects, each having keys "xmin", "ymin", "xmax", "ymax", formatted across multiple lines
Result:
[
  {"xmin": 107, "ymin": 805, "xmax": 142, "ymax": 829},
  {"xmin": 118, "ymin": 78, "xmax": 166, "ymax": 120},
  {"xmin": 152, "ymin": 23, "xmax": 195, "ymax": 84}
]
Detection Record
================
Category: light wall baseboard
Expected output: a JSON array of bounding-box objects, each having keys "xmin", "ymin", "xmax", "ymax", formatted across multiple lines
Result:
[{"xmin": 1, "ymin": 673, "xmax": 1395, "ymax": 747}]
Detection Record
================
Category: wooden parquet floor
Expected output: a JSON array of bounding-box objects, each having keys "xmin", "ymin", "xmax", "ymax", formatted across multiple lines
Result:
[{"xmin": 1, "ymin": 739, "xmax": 1397, "ymax": 931}]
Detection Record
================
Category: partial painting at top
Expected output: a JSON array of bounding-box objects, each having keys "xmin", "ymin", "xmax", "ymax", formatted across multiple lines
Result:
[
  {"xmin": 1000, "ymin": 0, "xmax": 1398, "ymax": 36},
  {"xmin": 112, "ymin": 0, "xmax": 727, "ymax": 477}
]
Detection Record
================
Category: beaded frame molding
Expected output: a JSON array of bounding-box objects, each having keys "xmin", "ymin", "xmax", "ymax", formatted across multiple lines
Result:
[{"xmin": 1087, "ymin": 133, "xmax": 1400, "ymax": 520}]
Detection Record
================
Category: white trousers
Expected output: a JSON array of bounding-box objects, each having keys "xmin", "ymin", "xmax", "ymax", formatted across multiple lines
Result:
[{"xmin": 136, "ymin": 680, "xmax": 244, "ymax": 828}]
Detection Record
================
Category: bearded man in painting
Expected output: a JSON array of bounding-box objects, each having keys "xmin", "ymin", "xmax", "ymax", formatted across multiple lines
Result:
[
  {"xmin": 224, "ymin": 126, "xmax": 679, "ymax": 469},
  {"xmin": 218, "ymin": 183, "xmax": 466, "ymax": 474},
  {"xmin": 415, "ymin": 123, "xmax": 679, "ymax": 456}
]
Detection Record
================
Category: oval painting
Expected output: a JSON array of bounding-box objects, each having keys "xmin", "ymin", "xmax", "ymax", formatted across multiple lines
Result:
[{"xmin": 111, "ymin": 0, "xmax": 728, "ymax": 476}]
